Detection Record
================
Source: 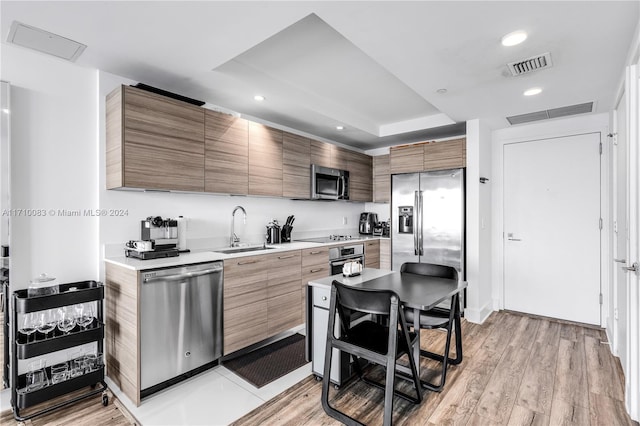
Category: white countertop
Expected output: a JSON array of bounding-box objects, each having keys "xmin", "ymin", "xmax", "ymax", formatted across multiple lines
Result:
[
  {"xmin": 308, "ymin": 268, "xmax": 394, "ymax": 289},
  {"xmin": 104, "ymin": 237, "xmax": 389, "ymax": 271}
]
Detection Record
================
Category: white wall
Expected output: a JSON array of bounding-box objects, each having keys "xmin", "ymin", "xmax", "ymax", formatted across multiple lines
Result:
[
  {"xmin": 465, "ymin": 119, "xmax": 493, "ymax": 323},
  {"xmin": 491, "ymin": 113, "xmax": 610, "ymax": 324},
  {"xmin": 2, "ymin": 45, "xmax": 99, "ymax": 290}
]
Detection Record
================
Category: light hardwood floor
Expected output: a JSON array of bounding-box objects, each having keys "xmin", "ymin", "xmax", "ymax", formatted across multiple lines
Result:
[
  {"xmin": 0, "ymin": 390, "xmax": 135, "ymax": 425},
  {"xmin": 234, "ymin": 311, "xmax": 637, "ymax": 426}
]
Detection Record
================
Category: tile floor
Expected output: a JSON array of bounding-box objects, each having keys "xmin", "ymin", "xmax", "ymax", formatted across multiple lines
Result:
[{"xmin": 107, "ymin": 360, "xmax": 312, "ymax": 426}]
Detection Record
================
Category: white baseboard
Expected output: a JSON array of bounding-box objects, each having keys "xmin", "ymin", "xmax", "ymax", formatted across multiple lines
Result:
[{"xmin": 464, "ymin": 302, "xmax": 494, "ymax": 324}]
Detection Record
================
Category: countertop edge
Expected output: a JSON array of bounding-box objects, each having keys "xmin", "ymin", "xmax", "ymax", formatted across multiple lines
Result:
[{"xmin": 104, "ymin": 237, "xmax": 389, "ymax": 271}]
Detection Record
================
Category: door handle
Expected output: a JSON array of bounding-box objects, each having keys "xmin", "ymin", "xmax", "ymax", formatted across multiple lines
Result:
[
  {"xmin": 508, "ymin": 238, "xmax": 522, "ymax": 241},
  {"xmin": 507, "ymin": 233, "xmax": 521, "ymax": 241},
  {"xmin": 613, "ymin": 258, "xmax": 627, "ymax": 263},
  {"xmin": 418, "ymin": 191, "xmax": 424, "ymax": 256},
  {"xmin": 622, "ymin": 262, "xmax": 639, "ymax": 273},
  {"xmin": 414, "ymin": 191, "xmax": 419, "ymax": 256}
]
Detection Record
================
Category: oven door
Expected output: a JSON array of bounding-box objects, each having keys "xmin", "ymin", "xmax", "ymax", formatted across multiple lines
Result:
[{"xmin": 330, "ymin": 255, "xmax": 365, "ymax": 275}]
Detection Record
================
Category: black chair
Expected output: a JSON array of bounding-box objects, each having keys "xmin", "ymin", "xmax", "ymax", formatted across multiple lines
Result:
[
  {"xmin": 321, "ymin": 280, "xmax": 422, "ymax": 426},
  {"xmin": 400, "ymin": 262, "xmax": 462, "ymax": 392}
]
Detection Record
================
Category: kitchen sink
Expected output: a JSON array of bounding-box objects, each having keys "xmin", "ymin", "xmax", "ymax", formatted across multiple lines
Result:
[{"xmin": 212, "ymin": 245, "xmax": 275, "ymax": 254}]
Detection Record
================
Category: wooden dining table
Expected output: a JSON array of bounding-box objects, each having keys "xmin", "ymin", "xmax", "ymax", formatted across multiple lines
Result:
[{"xmin": 309, "ymin": 268, "xmax": 468, "ymax": 390}]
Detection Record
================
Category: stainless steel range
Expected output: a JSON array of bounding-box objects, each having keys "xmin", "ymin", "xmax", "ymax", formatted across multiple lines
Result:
[{"xmin": 328, "ymin": 243, "xmax": 364, "ymax": 275}]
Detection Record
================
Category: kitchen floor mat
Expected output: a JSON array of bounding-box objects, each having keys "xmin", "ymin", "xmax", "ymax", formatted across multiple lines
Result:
[{"xmin": 224, "ymin": 333, "xmax": 307, "ymax": 388}]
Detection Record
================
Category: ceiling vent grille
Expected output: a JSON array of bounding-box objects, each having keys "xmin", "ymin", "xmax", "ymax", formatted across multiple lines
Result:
[
  {"xmin": 506, "ymin": 102, "xmax": 594, "ymax": 125},
  {"xmin": 7, "ymin": 21, "xmax": 86, "ymax": 62},
  {"xmin": 507, "ymin": 52, "xmax": 553, "ymax": 76}
]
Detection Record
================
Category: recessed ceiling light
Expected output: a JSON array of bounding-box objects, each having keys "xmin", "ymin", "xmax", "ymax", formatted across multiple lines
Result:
[
  {"xmin": 501, "ymin": 30, "xmax": 528, "ymax": 47},
  {"xmin": 524, "ymin": 87, "xmax": 542, "ymax": 96},
  {"xmin": 436, "ymin": 88, "xmax": 447, "ymax": 94},
  {"xmin": 336, "ymin": 125, "xmax": 345, "ymax": 130},
  {"xmin": 253, "ymin": 95, "xmax": 265, "ymax": 101}
]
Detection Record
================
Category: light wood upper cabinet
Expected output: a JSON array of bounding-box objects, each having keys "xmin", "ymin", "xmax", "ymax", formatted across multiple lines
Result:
[
  {"xmin": 390, "ymin": 143, "xmax": 425, "ymax": 174},
  {"xmin": 423, "ymin": 137, "xmax": 466, "ymax": 171},
  {"xmin": 106, "ymin": 85, "xmax": 205, "ymax": 191},
  {"xmin": 204, "ymin": 110, "xmax": 249, "ymax": 195},
  {"xmin": 373, "ymin": 154, "xmax": 390, "ymax": 203},
  {"xmin": 310, "ymin": 140, "xmax": 332, "ymax": 168},
  {"xmin": 249, "ymin": 123, "xmax": 283, "ymax": 197},
  {"xmin": 283, "ymin": 132, "xmax": 310, "ymax": 199},
  {"xmin": 331, "ymin": 146, "xmax": 350, "ymax": 171},
  {"xmin": 346, "ymin": 150, "xmax": 373, "ymax": 202},
  {"xmin": 390, "ymin": 138, "xmax": 467, "ymax": 174}
]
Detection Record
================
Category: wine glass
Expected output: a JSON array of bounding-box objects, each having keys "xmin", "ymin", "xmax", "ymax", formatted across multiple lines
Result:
[
  {"xmin": 57, "ymin": 306, "xmax": 76, "ymax": 334},
  {"xmin": 75, "ymin": 304, "xmax": 94, "ymax": 330},
  {"xmin": 36, "ymin": 310, "xmax": 57, "ymax": 338},
  {"xmin": 19, "ymin": 313, "xmax": 37, "ymax": 343}
]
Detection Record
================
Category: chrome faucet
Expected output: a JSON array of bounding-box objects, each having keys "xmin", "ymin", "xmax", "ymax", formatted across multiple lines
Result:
[{"xmin": 230, "ymin": 206, "xmax": 247, "ymax": 247}]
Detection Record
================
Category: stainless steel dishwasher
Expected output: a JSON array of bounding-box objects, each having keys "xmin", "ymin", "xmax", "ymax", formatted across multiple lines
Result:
[{"xmin": 140, "ymin": 261, "xmax": 223, "ymax": 396}]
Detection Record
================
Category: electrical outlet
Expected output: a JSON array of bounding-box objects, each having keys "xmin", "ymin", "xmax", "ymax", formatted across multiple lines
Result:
[{"xmin": 342, "ymin": 217, "xmax": 347, "ymax": 225}]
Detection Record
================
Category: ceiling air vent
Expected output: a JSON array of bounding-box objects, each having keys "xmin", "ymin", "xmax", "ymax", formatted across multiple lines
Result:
[
  {"xmin": 507, "ymin": 52, "xmax": 553, "ymax": 76},
  {"xmin": 506, "ymin": 102, "xmax": 594, "ymax": 125},
  {"xmin": 7, "ymin": 21, "xmax": 86, "ymax": 62}
]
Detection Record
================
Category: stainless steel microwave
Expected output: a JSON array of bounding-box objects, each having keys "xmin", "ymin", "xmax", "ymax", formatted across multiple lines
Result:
[{"xmin": 311, "ymin": 164, "xmax": 349, "ymax": 200}]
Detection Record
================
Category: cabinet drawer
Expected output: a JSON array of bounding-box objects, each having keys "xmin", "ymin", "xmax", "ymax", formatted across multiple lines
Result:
[
  {"xmin": 302, "ymin": 265, "xmax": 330, "ymax": 283},
  {"xmin": 301, "ymin": 247, "xmax": 329, "ymax": 267},
  {"xmin": 268, "ymin": 251, "xmax": 302, "ymax": 282},
  {"xmin": 312, "ymin": 286, "xmax": 331, "ymax": 309},
  {"xmin": 224, "ymin": 254, "xmax": 270, "ymax": 280}
]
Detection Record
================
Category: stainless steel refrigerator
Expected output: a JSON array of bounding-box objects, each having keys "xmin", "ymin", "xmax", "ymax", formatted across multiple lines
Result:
[{"xmin": 392, "ymin": 169, "xmax": 465, "ymax": 279}]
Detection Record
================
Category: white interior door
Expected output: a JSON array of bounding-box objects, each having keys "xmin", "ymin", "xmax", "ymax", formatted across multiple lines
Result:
[
  {"xmin": 613, "ymin": 92, "xmax": 629, "ymax": 380},
  {"xmin": 504, "ymin": 133, "xmax": 601, "ymax": 325}
]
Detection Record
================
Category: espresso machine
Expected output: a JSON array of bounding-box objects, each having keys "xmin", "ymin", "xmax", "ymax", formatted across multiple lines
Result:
[{"xmin": 126, "ymin": 216, "xmax": 180, "ymax": 260}]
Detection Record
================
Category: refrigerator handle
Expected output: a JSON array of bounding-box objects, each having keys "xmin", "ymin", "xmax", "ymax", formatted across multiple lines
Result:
[
  {"xmin": 419, "ymin": 191, "xmax": 424, "ymax": 256},
  {"xmin": 414, "ymin": 191, "xmax": 419, "ymax": 255}
]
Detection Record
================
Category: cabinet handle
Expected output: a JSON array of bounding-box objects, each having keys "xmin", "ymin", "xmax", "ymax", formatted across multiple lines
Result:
[
  {"xmin": 309, "ymin": 251, "xmax": 324, "ymax": 255},
  {"xmin": 310, "ymin": 268, "xmax": 323, "ymax": 273},
  {"xmin": 278, "ymin": 254, "xmax": 296, "ymax": 259},
  {"xmin": 322, "ymin": 296, "xmax": 327, "ymax": 301},
  {"xmin": 238, "ymin": 260, "xmax": 257, "ymax": 265}
]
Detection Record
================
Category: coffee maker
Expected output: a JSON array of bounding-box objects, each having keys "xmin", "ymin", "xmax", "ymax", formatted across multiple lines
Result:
[
  {"xmin": 141, "ymin": 216, "xmax": 178, "ymax": 249},
  {"xmin": 359, "ymin": 212, "xmax": 378, "ymax": 235}
]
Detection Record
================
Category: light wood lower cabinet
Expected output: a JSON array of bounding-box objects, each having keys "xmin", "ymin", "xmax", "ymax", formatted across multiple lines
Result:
[
  {"xmin": 223, "ymin": 251, "xmax": 304, "ymax": 355},
  {"xmin": 300, "ymin": 246, "xmax": 330, "ymax": 315},
  {"xmin": 105, "ymin": 263, "xmax": 140, "ymax": 406},
  {"xmin": 380, "ymin": 239, "xmax": 391, "ymax": 270},
  {"xmin": 223, "ymin": 254, "xmax": 270, "ymax": 354},
  {"xmin": 364, "ymin": 239, "xmax": 380, "ymax": 268},
  {"xmin": 267, "ymin": 251, "xmax": 303, "ymax": 335}
]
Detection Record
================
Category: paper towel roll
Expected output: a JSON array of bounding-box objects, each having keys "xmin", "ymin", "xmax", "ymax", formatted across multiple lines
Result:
[{"xmin": 177, "ymin": 216, "xmax": 187, "ymax": 250}]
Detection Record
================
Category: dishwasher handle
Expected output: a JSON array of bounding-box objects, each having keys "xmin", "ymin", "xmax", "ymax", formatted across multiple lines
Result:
[{"xmin": 143, "ymin": 267, "xmax": 222, "ymax": 283}]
